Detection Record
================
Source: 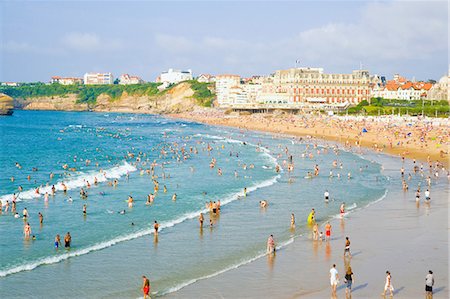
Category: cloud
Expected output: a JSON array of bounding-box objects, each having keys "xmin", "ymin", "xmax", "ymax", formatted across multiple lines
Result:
[
  {"xmin": 2, "ymin": 41, "xmax": 37, "ymax": 52},
  {"xmin": 61, "ymin": 32, "xmax": 123, "ymax": 52},
  {"xmin": 153, "ymin": 1, "xmax": 447, "ymax": 78}
]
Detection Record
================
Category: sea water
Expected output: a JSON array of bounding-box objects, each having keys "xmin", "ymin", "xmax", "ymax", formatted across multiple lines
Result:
[{"xmin": 0, "ymin": 111, "xmax": 391, "ymax": 298}]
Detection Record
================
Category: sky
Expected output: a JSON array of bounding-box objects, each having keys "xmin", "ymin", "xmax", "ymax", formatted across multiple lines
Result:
[{"xmin": 0, "ymin": 0, "xmax": 448, "ymax": 82}]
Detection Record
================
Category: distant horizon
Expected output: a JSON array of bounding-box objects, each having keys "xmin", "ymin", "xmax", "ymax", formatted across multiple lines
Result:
[{"xmin": 1, "ymin": 1, "xmax": 448, "ymax": 82}]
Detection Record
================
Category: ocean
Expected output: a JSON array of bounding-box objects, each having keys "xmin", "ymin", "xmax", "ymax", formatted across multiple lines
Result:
[{"xmin": 0, "ymin": 111, "xmax": 390, "ymax": 298}]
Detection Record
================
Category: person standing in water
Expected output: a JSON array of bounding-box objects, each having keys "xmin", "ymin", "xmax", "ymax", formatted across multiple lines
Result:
[
  {"xmin": 325, "ymin": 222, "xmax": 332, "ymax": 241},
  {"xmin": 24, "ymin": 222, "xmax": 31, "ymax": 238},
  {"xmin": 324, "ymin": 190, "xmax": 330, "ymax": 202},
  {"xmin": 340, "ymin": 202, "xmax": 346, "ymax": 216},
  {"xmin": 290, "ymin": 213, "xmax": 295, "ymax": 228},
  {"xmin": 64, "ymin": 232, "xmax": 72, "ymax": 248},
  {"xmin": 199, "ymin": 213, "xmax": 204, "ymax": 228},
  {"xmin": 267, "ymin": 234, "xmax": 275, "ymax": 254},
  {"xmin": 38, "ymin": 212, "xmax": 43, "ymax": 225},
  {"xmin": 54, "ymin": 234, "xmax": 61, "ymax": 249},
  {"xmin": 142, "ymin": 275, "xmax": 151, "ymax": 299},
  {"xmin": 153, "ymin": 221, "xmax": 159, "ymax": 235}
]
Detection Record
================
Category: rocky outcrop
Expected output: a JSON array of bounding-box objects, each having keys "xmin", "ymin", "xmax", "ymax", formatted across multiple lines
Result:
[
  {"xmin": 13, "ymin": 82, "xmax": 199, "ymax": 114},
  {"xmin": 14, "ymin": 94, "xmax": 89, "ymax": 111},
  {"xmin": 0, "ymin": 93, "xmax": 14, "ymax": 115}
]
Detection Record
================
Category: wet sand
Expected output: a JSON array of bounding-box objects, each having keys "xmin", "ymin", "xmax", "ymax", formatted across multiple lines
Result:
[{"xmin": 164, "ymin": 142, "xmax": 449, "ymax": 298}]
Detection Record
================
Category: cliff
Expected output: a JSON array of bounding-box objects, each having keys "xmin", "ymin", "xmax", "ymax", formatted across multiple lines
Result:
[
  {"xmin": 13, "ymin": 82, "xmax": 204, "ymax": 114},
  {"xmin": 0, "ymin": 93, "xmax": 14, "ymax": 115}
]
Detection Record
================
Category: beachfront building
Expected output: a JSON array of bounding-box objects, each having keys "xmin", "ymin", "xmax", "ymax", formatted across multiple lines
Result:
[
  {"xmin": 119, "ymin": 74, "xmax": 144, "ymax": 85},
  {"xmin": 197, "ymin": 74, "xmax": 215, "ymax": 83},
  {"xmin": 215, "ymin": 74, "xmax": 241, "ymax": 107},
  {"xmin": 372, "ymin": 77, "xmax": 433, "ymax": 100},
  {"xmin": 260, "ymin": 68, "xmax": 373, "ymax": 105},
  {"xmin": 157, "ymin": 69, "xmax": 193, "ymax": 84},
  {"xmin": 83, "ymin": 73, "xmax": 114, "ymax": 85},
  {"xmin": 51, "ymin": 76, "xmax": 83, "ymax": 85},
  {"xmin": 427, "ymin": 75, "xmax": 449, "ymax": 101}
]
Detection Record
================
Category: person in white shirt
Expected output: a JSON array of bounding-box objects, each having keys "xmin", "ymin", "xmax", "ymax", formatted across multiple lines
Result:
[
  {"xmin": 425, "ymin": 189, "xmax": 431, "ymax": 202},
  {"xmin": 425, "ymin": 270, "xmax": 434, "ymax": 299},
  {"xmin": 382, "ymin": 270, "xmax": 394, "ymax": 296},
  {"xmin": 329, "ymin": 264, "xmax": 339, "ymax": 296},
  {"xmin": 324, "ymin": 190, "xmax": 330, "ymax": 202}
]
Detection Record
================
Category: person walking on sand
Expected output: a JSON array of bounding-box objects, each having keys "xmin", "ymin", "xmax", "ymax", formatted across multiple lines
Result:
[
  {"xmin": 142, "ymin": 275, "xmax": 151, "ymax": 299},
  {"xmin": 425, "ymin": 270, "xmax": 434, "ymax": 299},
  {"xmin": 344, "ymin": 236, "xmax": 351, "ymax": 258},
  {"xmin": 382, "ymin": 270, "xmax": 394, "ymax": 297},
  {"xmin": 329, "ymin": 264, "xmax": 339, "ymax": 296},
  {"xmin": 344, "ymin": 266, "xmax": 354, "ymax": 298},
  {"xmin": 267, "ymin": 234, "xmax": 275, "ymax": 254}
]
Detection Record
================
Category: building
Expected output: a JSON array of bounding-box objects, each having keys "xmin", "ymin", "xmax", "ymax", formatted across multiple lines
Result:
[
  {"xmin": 197, "ymin": 74, "xmax": 215, "ymax": 83},
  {"xmin": 260, "ymin": 68, "xmax": 373, "ymax": 105},
  {"xmin": 1, "ymin": 82, "xmax": 19, "ymax": 87},
  {"xmin": 157, "ymin": 69, "xmax": 193, "ymax": 85},
  {"xmin": 51, "ymin": 76, "xmax": 83, "ymax": 85},
  {"xmin": 215, "ymin": 74, "xmax": 241, "ymax": 107},
  {"xmin": 372, "ymin": 75, "xmax": 434, "ymax": 100},
  {"xmin": 427, "ymin": 75, "xmax": 449, "ymax": 102},
  {"xmin": 83, "ymin": 72, "xmax": 114, "ymax": 85},
  {"xmin": 119, "ymin": 74, "xmax": 144, "ymax": 85}
]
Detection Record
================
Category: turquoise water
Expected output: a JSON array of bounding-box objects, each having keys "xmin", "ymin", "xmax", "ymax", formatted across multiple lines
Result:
[{"xmin": 0, "ymin": 111, "xmax": 389, "ymax": 298}]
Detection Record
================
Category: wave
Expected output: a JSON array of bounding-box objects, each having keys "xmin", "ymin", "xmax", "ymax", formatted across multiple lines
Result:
[
  {"xmin": 0, "ymin": 171, "xmax": 280, "ymax": 278},
  {"xmin": 155, "ymin": 237, "xmax": 295, "ymax": 297},
  {"xmin": 194, "ymin": 133, "xmax": 278, "ymax": 167},
  {"xmin": 0, "ymin": 162, "xmax": 137, "ymax": 206}
]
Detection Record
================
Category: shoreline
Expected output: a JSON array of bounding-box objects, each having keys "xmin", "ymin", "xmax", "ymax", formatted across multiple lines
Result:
[
  {"xmin": 165, "ymin": 140, "xmax": 449, "ymax": 299},
  {"xmin": 169, "ymin": 110, "xmax": 449, "ymax": 168}
]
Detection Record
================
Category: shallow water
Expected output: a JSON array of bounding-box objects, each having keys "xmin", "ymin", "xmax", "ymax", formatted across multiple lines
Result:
[{"xmin": 0, "ymin": 111, "xmax": 392, "ymax": 298}]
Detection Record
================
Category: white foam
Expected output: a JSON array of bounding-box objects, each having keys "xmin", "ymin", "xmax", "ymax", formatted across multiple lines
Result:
[{"xmin": 0, "ymin": 162, "xmax": 137, "ymax": 206}]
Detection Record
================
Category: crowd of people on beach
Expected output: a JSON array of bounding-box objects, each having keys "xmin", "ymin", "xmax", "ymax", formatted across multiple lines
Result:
[{"xmin": 1, "ymin": 117, "xmax": 447, "ymax": 299}]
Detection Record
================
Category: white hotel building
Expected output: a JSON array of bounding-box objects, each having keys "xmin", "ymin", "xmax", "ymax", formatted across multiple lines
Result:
[{"xmin": 83, "ymin": 73, "xmax": 114, "ymax": 85}]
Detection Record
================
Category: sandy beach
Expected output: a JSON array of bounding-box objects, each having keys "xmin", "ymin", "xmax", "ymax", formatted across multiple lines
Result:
[
  {"xmin": 171, "ymin": 110, "xmax": 449, "ymax": 168},
  {"xmin": 165, "ymin": 134, "xmax": 449, "ymax": 299}
]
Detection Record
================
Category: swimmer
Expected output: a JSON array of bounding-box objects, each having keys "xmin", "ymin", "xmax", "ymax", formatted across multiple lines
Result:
[
  {"xmin": 127, "ymin": 195, "xmax": 134, "ymax": 208},
  {"xmin": 22, "ymin": 207, "xmax": 29, "ymax": 220},
  {"xmin": 172, "ymin": 193, "xmax": 177, "ymax": 201},
  {"xmin": 14, "ymin": 212, "xmax": 20, "ymax": 218},
  {"xmin": 324, "ymin": 190, "xmax": 330, "ymax": 202},
  {"xmin": 118, "ymin": 210, "xmax": 126, "ymax": 215},
  {"xmin": 67, "ymin": 196, "xmax": 73, "ymax": 203},
  {"xmin": 259, "ymin": 200, "xmax": 268, "ymax": 208}
]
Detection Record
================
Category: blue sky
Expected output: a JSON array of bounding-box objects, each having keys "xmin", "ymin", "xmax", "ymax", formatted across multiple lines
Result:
[{"xmin": 1, "ymin": 0, "xmax": 448, "ymax": 82}]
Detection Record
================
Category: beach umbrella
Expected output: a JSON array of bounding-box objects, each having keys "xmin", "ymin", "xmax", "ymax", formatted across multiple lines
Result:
[{"xmin": 362, "ymin": 128, "xmax": 368, "ymax": 133}]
